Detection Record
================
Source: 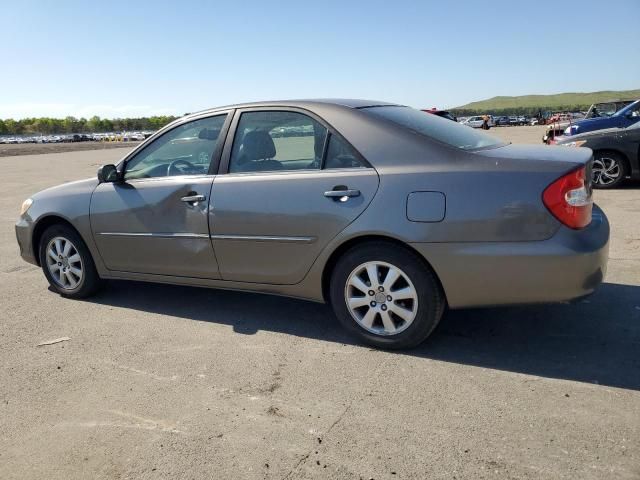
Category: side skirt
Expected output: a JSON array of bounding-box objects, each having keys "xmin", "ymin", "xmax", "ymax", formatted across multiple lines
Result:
[{"xmin": 99, "ymin": 270, "xmax": 326, "ymax": 304}]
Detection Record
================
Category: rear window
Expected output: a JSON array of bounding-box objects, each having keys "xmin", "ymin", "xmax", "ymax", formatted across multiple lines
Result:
[{"xmin": 363, "ymin": 106, "xmax": 505, "ymax": 151}]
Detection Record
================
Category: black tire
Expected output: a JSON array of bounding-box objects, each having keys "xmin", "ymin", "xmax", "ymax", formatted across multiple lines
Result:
[
  {"xmin": 592, "ymin": 151, "xmax": 628, "ymax": 189},
  {"xmin": 329, "ymin": 242, "xmax": 445, "ymax": 349},
  {"xmin": 38, "ymin": 224, "xmax": 103, "ymax": 298}
]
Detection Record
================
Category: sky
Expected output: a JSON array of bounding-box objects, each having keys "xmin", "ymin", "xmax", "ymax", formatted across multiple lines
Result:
[{"xmin": 1, "ymin": 0, "xmax": 639, "ymax": 119}]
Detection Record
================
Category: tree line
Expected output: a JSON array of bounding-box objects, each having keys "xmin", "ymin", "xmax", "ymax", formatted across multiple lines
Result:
[
  {"xmin": 0, "ymin": 115, "xmax": 179, "ymax": 135},
  {"xmin": 0, "ymin": 102, "xmax": 597, "ymax": 135},
  {"xmin": 450, "ymin": 104, "xmax": 593, "ymax": 117}
]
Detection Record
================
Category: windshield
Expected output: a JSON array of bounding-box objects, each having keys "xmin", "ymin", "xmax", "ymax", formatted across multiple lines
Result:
[
  {"xmin": 614, "ymin": 100, "xmax": 640, "ymax": 117},
  {"xmin": 362, "ymin": 106, "xmax": 505, "ymax": 151},
  {"xmin": 588, "ymin": 103, "xmax": 617, "ymax": 118}
]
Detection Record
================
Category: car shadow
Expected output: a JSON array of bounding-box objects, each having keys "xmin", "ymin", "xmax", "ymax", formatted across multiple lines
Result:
[{"xmin": 85, "ymin": 281, "xmax": 640, "ymax": 391}]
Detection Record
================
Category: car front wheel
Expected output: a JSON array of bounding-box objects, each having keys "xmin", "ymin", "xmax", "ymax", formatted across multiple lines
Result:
[
  {"xmin": 592, "ymin": 152, "xmax": 627, "ymax": 189},
  {"xmin": 329, "ymin": 242, "xmax": 445, "ymax": 349},
  {"xmin": 38, "ymin": 224, "xmax": 103, "ymax": 298}
]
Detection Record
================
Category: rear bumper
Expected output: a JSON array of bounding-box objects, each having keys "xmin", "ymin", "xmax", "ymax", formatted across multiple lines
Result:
[
  {"xmin": 411, "ymin": 204, "xmax": 609, "ymax": 308},
  {"xmin": 15, "ymin": 218, "xmax": 38, "ymax": 266}
]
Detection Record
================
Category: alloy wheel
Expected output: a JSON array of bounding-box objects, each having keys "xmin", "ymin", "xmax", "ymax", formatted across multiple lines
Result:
[
  {"xmin": 592, "ymin": 157, "xmax": 621, "ymax": 186},
  {"xmin": 344, "ymin": 261, "xmax": 418, "ymax": 336},
  {"xmin": 45, "ymin": 236, "xmax": 83, "ymax": 290}
]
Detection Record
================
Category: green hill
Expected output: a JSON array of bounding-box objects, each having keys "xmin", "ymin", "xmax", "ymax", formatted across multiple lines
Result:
[{"xmin": 451, "ymin": 89, "xmax": 640, "ymax": 116}]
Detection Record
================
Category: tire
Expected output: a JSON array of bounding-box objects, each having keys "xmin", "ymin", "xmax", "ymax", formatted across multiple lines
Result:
[
  {"xmin": 38, "ymin": 224, "xmax": 103, "ymax": 298},
  {"xmin": 329, "ymin": 242, "xmax": 445, "ymax": 349},
  {"xmin": 592, "ymin": 151, "xmax": 627, "ymax": 189}
]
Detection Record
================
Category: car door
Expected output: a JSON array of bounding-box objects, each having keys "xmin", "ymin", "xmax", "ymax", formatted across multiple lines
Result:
[
  {"xmin": 624, "ymin": 124, "xmax": 640, "ymax": 168},
  {"xmin": 209, "ymin": 108, "xmax": 379, "ymax": 285},
  {"xmin": 90, "ymin": 112, "xmax": 231, "ymax": 278}
]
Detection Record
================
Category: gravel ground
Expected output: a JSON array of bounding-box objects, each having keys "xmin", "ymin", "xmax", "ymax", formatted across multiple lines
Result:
[
  {"xmin": 0, "ymin": 127, "xmax": 638, "ymax": 479},
  {"xmin": 490, "ymin": 125, "xmax": 547, "ymax": 144}
]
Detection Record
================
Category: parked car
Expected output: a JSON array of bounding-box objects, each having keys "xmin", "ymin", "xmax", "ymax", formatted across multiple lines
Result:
[
  {"xmin": 543, "ymin": 124, "xmax": 569, "ymax": 144},
  {"xmin": 556, "ymin": 121, "xmax": 640, "ymax": 188},
  {"xmin": 584, "ymin": 100, "xmax": 636, "ymax": 119},
  {"xmin": 129, "ymin": 132, "xmax": 146, "ymax": 141},
  {"xmin": 15, "ymin": 99, "xmax": 608, "ymax": 349},
  {"xmin": 422, "ymin": 108, "xmax": 457, "ymax": 122},
  {"xmin": 565, "ymin": 100, "xmax": 640, "ymax": 136},
  {"xmin": 547, "ymin": 113, "xmax": 572, "ymax": 124},
  {"xmin": 496, "ymin": 116, "xmax": 510, "ymax": 126},
  {"xmin": 460, "ymin": 115, "xmax": 494, "ymax": 128},
  {"xmin": 70, "ymin": 134, "xmax": 92, "ymax": 142}
]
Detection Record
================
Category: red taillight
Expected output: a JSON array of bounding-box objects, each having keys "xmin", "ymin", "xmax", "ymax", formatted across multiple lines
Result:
[{"xmin": 543, "ymin": 166, "xmax": 593, "ymax": 229}]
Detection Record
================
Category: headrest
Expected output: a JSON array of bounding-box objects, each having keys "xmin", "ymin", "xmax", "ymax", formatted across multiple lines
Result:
[
  {"xmin": 198, "ymin": 128, "xmax": 220, "ymax": 141},
  {"xmin": 241, "ymin": 130, "xmax": 276, "ymax": 160}
]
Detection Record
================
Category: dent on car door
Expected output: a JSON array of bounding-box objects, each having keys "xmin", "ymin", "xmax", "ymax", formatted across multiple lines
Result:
[
  {"xmin": 209, "ymin": 109, "xmax": 379, "ymax": 285},
  {"xmin": 90, "ymin": 113, "xmax": 230, "ymax": 278}
]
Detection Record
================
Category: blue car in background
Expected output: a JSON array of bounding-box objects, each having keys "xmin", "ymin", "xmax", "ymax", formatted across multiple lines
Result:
[{"xmin": 565, "ymin": 100, "xmax": 640, "ymax": 136}]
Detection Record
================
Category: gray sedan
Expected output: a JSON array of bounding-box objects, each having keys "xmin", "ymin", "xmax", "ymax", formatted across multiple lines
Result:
[{"xmin": 15, "ymin": 99, "xmax": 609, "ymax": 349}]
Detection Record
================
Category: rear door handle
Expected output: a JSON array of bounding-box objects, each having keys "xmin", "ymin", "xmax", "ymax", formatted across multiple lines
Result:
[
  {"xmin": 181, "ymin": 194, "xmax": 206, "ymax": 204},
  {"xmin": 324, "ymin": 189, "xmax": 361, "ymax": 200}
]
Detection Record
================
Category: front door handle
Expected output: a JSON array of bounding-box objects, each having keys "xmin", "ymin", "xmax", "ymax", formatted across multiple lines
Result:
[
  {"xmin": 181, "ymin": 194, "xmax": 206, "ymax": 205},
  {"xmin": 324, "ymin": 188, "xmax": 361, "ymax": 201}
]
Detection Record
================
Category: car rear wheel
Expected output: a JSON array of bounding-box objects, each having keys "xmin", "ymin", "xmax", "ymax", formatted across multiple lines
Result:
[
  {"xmin": 38, "ymin": 224, "xmax": 103, "ymax": 298},
  {"xmin": 329, "ymin": 242, "xmax": 445, "ymax": 349},
  {"xmin": 592, "ymin": 152, "xmax": 627, "ymax": 189}
]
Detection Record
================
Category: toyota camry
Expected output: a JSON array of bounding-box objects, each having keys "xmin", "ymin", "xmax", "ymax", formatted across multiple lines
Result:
[{"xmin": 16, "ymin": 99, "xmax": 609, "ymax": 349}]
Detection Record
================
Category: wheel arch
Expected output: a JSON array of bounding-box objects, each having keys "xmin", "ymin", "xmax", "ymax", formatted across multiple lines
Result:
[
  {"xmin": 320, "ymin": 234, "xmax": 447, "ymax": 304},
  {"xmin": 31, "ymin": 215, "xmax": 83, "ymax": 266}
]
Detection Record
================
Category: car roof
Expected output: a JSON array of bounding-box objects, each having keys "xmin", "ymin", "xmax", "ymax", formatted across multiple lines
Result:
[{"xmin": 189, "ymin": 98, "xmax": 399, "ymax": 116}]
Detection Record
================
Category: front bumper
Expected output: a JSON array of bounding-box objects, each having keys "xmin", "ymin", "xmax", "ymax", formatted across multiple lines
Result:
[
  {"xmin": 411, "ymin": 204, "xmax": 610, "ymax": 309},
  {"xmin": 15, "ymin": 217, "xmax": 38, "ymax": 266}
]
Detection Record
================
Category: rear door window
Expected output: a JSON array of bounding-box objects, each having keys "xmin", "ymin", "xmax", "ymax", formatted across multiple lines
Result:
[
  {"xmin": 229, "ymin": 111, "xmax": 327, "ymax": 173},
  {"xmin": 324, "ymin": 134, "xmax": 367, "ymax": 169}
]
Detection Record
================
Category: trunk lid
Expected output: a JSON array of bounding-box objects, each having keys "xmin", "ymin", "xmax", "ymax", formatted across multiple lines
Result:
[{"xmin": 476, "ymin": 143, "xmax": 592, "ymax": 168}]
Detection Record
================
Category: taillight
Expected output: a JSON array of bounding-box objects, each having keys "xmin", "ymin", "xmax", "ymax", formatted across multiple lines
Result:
[{"xmin": 542, "ymin": 166, "xmax": 593, "ymax": 229}]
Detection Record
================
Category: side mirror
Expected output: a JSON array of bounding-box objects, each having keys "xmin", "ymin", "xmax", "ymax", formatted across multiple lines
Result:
[{"xmin": 97, "ymin": 164, "xmax": 119, "ymax": 183}]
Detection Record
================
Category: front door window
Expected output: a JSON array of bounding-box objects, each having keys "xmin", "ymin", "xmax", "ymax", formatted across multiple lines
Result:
[{"xmin": 124, "ymin": 115, "xmax": 227, "ymax": 180}]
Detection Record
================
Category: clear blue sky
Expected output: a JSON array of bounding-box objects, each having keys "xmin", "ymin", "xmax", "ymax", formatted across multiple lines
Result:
[{"xmin": 2, "ymin": 0, "xmax": 638, "ymax": 119}]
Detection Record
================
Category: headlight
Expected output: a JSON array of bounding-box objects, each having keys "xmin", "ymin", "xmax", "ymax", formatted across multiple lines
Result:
[
  {"xmin": 559, "ymin": 140, "xmax": 587, "ymax": 148},
  {"xmin": 20, "ymin": 198, "xmax": 33, "ymax": 216}
]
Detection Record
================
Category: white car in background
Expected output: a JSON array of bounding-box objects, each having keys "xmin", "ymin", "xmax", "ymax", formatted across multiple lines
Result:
[
  {"xmin": 460, "ymin": 115, "xmax": 494, "ymax": 128},
  {"xmin": 129, "ymin": 132, "xmax": 146, "ymax": 141}
]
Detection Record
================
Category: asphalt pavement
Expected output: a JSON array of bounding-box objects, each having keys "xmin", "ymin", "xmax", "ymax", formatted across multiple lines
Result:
[{"xmin": 1, "ymin": 130, "xmax": 638, "ymax": 479}]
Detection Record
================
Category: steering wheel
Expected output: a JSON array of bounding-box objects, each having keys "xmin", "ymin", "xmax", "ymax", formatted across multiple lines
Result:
[{"xmin": 167, "ymin": 158, "xmax": 197, "ymax": 176}]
